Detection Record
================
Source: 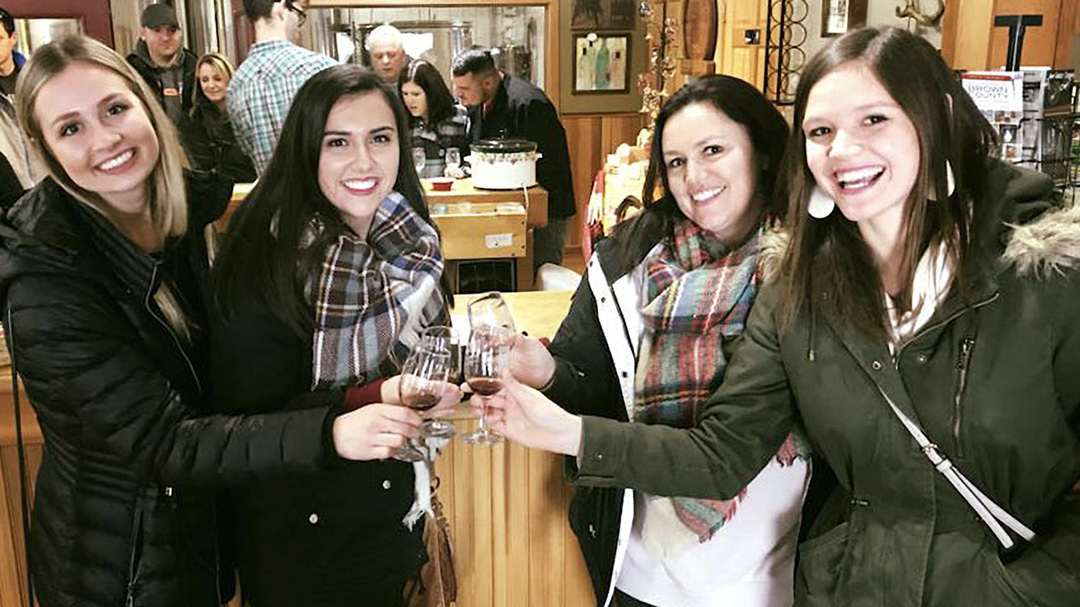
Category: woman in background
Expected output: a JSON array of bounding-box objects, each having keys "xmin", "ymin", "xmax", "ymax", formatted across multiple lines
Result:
[
  {"xmin": 184, "ymin": 52, "xmax": 256, "ymax": 183},
  {"xmin": 212, "ymin": 65, "xmax": 453, "ymax": 607},
  {"xmin": 399, "ymin": 59, "xmax": 468, "ymax": 178}
]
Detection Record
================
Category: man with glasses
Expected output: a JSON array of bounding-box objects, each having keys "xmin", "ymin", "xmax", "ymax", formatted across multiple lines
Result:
[
  {"xmin": 0, "ymin": 5, "xmax": 40, "ymax": 206},
  {"xmin": 126, "ymin": 3, "xmax": 198, "ymax": 131},
  {"xmin": 228, "ymin": 0, "xmax": 336, "ymax": 175}
]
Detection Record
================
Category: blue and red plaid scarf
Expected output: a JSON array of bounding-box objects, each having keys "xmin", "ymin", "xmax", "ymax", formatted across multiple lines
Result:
[
  {"xmin": 312, "ymin": 191, "xmax": 447, "ymax": 389},
  {"xmin": 634, "ymin": 218, "xmax": 805, "ymax": 549}
]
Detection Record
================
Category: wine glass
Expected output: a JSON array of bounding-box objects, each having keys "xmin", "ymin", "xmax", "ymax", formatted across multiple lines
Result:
[
  {"xmin": 466, "ymin": 291, "xmax": 516, "ymax": 334},
  {"xmin": 412, "ymin": 147, "xmax": 427, "ymax": 176},
  {"xmin": 461, "ymin": 293, "xmax": 515, "ymax": 445},
  {"xmin": 392, "ymin": 344, "xmax": 454, "ymax": 462},
  {"xmin": 417, "ymin": 326, "xmax": 460, "ymax": 439},
  {"xmin": 445, "ymin": 147, "xmax": 461, "ymax": 172}
]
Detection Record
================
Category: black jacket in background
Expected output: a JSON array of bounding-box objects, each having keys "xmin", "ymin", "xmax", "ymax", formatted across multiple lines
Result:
[
  {"xmin": 0, "ymin": 175, "xmax": 338, "ymax": 607},
  {"xmin": 183, "ymin": 103, "xmax": 257, "ymax": 184},
  {"xmin": 127, "ymin": 41, "xmax": 198, "ymax": 128},
  {"xmin": 467, "ymin": 74, "xmax": 576, "ymax": 218},
  {"xmin": 209, "ymin": 276, "xmax": 425, "ymax": 607}
]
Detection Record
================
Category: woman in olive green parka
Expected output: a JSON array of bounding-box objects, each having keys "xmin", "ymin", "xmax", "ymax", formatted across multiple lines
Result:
[{"xmin": 474, "ymin": 27, "xmax": 1080, "ymax": 607}]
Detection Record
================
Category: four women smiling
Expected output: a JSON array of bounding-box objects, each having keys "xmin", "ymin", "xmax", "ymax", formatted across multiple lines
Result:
[{"xmin": 2, "ymin": 25, "xmax": 1077, "ymax": 607}]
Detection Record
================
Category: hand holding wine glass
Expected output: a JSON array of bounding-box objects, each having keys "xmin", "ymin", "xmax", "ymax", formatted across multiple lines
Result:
[
  {"xmin": 393, "ymin": 342, "xmax": 455, "ymax": 461},
  {"xmin": 467, "ymin": 373, "xmax": 583, "ymax": 457},
  {"xmin": 461, "ymin": 293, "xmax": 516, "ymax": 445}
]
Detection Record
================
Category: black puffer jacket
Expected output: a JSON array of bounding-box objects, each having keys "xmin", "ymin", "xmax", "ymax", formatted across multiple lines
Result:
[{"xmin": 0, "ymin": 175, "xmax": 341, "ymax": 607}]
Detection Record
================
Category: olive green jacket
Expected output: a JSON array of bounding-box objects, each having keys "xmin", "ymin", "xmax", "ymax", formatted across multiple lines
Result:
[{"xmin": 575, "ymin": 162, "xmax": 1080, "ymax": 606}]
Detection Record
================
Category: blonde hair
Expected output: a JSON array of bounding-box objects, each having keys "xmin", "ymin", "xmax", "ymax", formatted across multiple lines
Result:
[
  {"xmin": 15, "ymin": 35, "xmax": 188, "ymax": 240},
  {"xmin": 192, "ymin": 52, "xmax": 236, "ymax": 113}
]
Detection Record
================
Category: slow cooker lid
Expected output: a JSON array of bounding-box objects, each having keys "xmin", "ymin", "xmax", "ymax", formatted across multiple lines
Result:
[{"xmin": 473, "ymin": 138, "xmax": 537, "ymax": 154}]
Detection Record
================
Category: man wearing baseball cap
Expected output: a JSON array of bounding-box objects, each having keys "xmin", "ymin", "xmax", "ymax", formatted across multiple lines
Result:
[{"xmin": 126, "ymin": 2, "xmax": 198, "ymax": 130}]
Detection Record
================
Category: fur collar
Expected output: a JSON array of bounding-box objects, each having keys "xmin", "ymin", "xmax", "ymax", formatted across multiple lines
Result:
[{"xmin": 1003, "ymin": 203, "xmax": 1080, "ymax": 277}]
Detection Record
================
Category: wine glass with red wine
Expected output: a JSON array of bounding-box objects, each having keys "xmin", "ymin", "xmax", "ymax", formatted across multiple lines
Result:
[
  {"xmin": 461, "ymin": 324, "xmax": 512, "ymax": 445},
  {"xmin": 392, "ymin": 344, "xmax": 453, "ymax": 461},
  {"xmin": 418, "ymin": 326, "xmax": 460, "ymax": 439}
]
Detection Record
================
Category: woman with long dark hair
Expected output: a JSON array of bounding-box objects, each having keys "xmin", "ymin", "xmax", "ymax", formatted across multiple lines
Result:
[
  {"xmin": 506, "ymin": 75, "xmax": 808, "ymax": 607},
  {"xmin": 211, "ymin": 64, "xmax": 454, "ymax": 607},
  {"xmin": 479, "ymin": 27, "xmax": 1080, "ymax": 606},
  {"xmin": 399, "ymin": 59, "xmax": 468, "ymax": 178}
]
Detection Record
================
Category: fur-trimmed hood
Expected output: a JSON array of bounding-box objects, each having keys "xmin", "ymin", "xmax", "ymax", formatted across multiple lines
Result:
[{"xmin": 1003, "ymin": 203, "xmax": 1080, "ymax": 277}]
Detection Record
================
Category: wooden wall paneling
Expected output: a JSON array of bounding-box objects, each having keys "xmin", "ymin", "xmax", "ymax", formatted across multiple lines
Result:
[
  {"xmin": 1053, "ymin": 0, "xmax": 1079, "ymax": 67},
  {"xmin": 942, "ymin": 0, "xmax": 996, "ymax": 69},
  {"xmin": 563, "ymin": 115, "xmax": 603, "ymax": 250},
  {"xmin": 717, "ymin": 0, "xmax": 768, "ymax": 88},
  {"xmin": 504, "ymin": 443, "xmax": 530, "ymax": 607},
  {"xmin": 988, "ymin": 0, "xmax": 1063, "ymax": 69}
]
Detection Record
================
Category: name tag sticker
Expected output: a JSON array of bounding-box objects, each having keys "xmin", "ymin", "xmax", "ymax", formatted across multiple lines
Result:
[
  {"xmin": 163, "ymin": 87, "xmax": 181, "ymax": 97},
  {"xmin": 485, "ymin": 233, "xmax": 513, "ymax": 248}
]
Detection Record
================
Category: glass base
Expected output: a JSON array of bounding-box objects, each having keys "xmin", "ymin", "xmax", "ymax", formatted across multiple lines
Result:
[
  {"xmin": 461, "ymin": 429, "xmax": 503, "ymax": 446},
  {"xmin": 392, "ymin": 444, "xmax": 426, "ymax": 462},
  {"xmin": 421, "ymin": 420, "xmax": 456, "ymax": 440}
]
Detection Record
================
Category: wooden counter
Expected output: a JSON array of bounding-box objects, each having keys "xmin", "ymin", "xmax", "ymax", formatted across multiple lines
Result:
[
  {"xmin": 436, "ymin": 290, "xmax": 592, "ymax": 606},
  {"xmin": 222, "ymin": 179, "xmax": 547, "ymax": 230},
  {"xmin": 422, "ymin": 178, "xmax": 548, "ymax": 230},
  {"xmin": 222, "ymin": 179, "xmax": 548, "ymax": 292},
  {"xmin": 0, "ymin": 290, "xmax": 591, "ymax": 607}
]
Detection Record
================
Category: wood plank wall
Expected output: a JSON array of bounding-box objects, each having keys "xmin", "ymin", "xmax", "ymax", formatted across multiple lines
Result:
[{"xmin": 563, "ymin": 113, "xmax": 649, "ymax": 251}]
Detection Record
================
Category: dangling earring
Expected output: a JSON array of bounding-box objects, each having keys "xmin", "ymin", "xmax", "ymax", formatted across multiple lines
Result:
[
  {"xmin": 928, "ymin": 161, "xmax": 956, "ymax": 201},
  {"xmin": 808, "ymin": 186, "xmax": 835, "ymax": 219}
]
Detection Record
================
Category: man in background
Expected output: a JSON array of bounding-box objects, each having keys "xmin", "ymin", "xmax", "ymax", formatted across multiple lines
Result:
[
  {"xmin": 364, "ymin": 24, "xmax": 408, "ymax": 87},
  {"xmin": 0, "ymin": 5, "xmax": 40, "ymax": 207},
  {"xmin": 0, "ymin": 5, "xmax": 20, "ymax": 97},
  {"xmin": 126, "ymin": 3, "xmax": 198, "ymax": 130},
  {"xmin": 229, "ymin": 0, "xmax": 336, "ymax": 175},
  {"xmin": 451, "ymin": 48, "xmax": 575, "ymax": 271}
]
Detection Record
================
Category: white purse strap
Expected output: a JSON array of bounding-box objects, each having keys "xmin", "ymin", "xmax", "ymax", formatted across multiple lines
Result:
[{"xmin": 878, "ymin": 389, "xmax": 1035, "ymax": 549}]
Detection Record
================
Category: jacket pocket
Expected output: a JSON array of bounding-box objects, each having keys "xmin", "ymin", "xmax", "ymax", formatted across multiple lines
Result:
[
  {"xmin": 796, "ymin": 521, "xmax": 850, "ymax": 606},
  {"xmin": 988, "ymin": 500, "xmax": 1080, "ymax": 606}
]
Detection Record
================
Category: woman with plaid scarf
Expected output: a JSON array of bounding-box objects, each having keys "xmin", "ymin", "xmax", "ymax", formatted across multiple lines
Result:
[
  {"xmin": 501, "ymin": 76, "xmax": 811, "ymax": 607},
  {"xmin": 210, "ymin": 66, "xmax": 456, "ymax": 607}
]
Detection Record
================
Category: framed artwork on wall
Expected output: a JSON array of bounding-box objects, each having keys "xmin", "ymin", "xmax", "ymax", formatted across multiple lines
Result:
[
  {"xmin": 573, "ymin": 34, "xmax": 631, "ymax": 94},
  {"xmin": 571, "ymin": 0, "xmax": 636, "ymax": 31},
  {"xmin": 821, "ymin": 0, "xmax": 868, "ymax": 37}
]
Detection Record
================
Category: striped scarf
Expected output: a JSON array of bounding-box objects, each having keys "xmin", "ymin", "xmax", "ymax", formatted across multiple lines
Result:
[
  {"xmin": 312, "ymin": 191, "xmax": 447, "ymax": 389},
  {"xmin": 634, "ymin": 218, "xmax": 804, "ymax": 551}
]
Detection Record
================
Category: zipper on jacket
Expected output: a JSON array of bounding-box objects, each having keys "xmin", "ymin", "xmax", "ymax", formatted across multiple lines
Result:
[
  {"xmin": 126, "ymin": 507, "xmax": 145, "ymax": 607},
  {"xmin": 144, "ymin": 264, "xmax": 203, "ymax": 396},
  {"xmin": 951, "ymin": 337, "xmax": 975, "ymax": 457},
  {"xmin": 894, "ymin": 292, "xmax": 998, "ymax": 364}
]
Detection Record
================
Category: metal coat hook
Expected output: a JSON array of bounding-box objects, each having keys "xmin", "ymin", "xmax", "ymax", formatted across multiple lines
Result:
[{"xmin": 896, "ymin": 0, "xmax": 945, "ymax": 26}]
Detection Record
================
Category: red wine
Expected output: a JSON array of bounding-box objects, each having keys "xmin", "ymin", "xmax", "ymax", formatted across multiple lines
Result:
[
  {"xmin": 468, "ymin": 377, "xmax": 503, "ymax": 396},
  {"xmin": 403, "ymin": 392, "xmax": 440, "ymax": 411}
]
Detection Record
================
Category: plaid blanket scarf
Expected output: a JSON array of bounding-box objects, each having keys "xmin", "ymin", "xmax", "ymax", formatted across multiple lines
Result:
[
  {"xmin": 633, "ymin": 218, "xmax": 806, "ymax": 556},
  {"xmin": 312, "ymin": 191, "xmax": 447, "ymax": 389}
]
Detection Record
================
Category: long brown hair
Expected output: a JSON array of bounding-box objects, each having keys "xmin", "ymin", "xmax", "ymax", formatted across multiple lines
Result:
[{"xmin": 778, "ymin": 27, "xmax": 997, "ymax": 338}]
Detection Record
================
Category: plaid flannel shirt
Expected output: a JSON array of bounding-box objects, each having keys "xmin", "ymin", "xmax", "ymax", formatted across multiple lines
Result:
[{"xmin": 227, "ymin": 40, "xmax": 337, "ymax": 175}]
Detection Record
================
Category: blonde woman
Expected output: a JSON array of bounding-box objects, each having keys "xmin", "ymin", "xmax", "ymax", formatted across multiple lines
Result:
[
  {"xmin": 184, "ymin": 52, "xmax": 255, "ymax": 182},
  {"xmin": 0, "ymin": 36, "xmax": 446, "ymax": 607}
]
